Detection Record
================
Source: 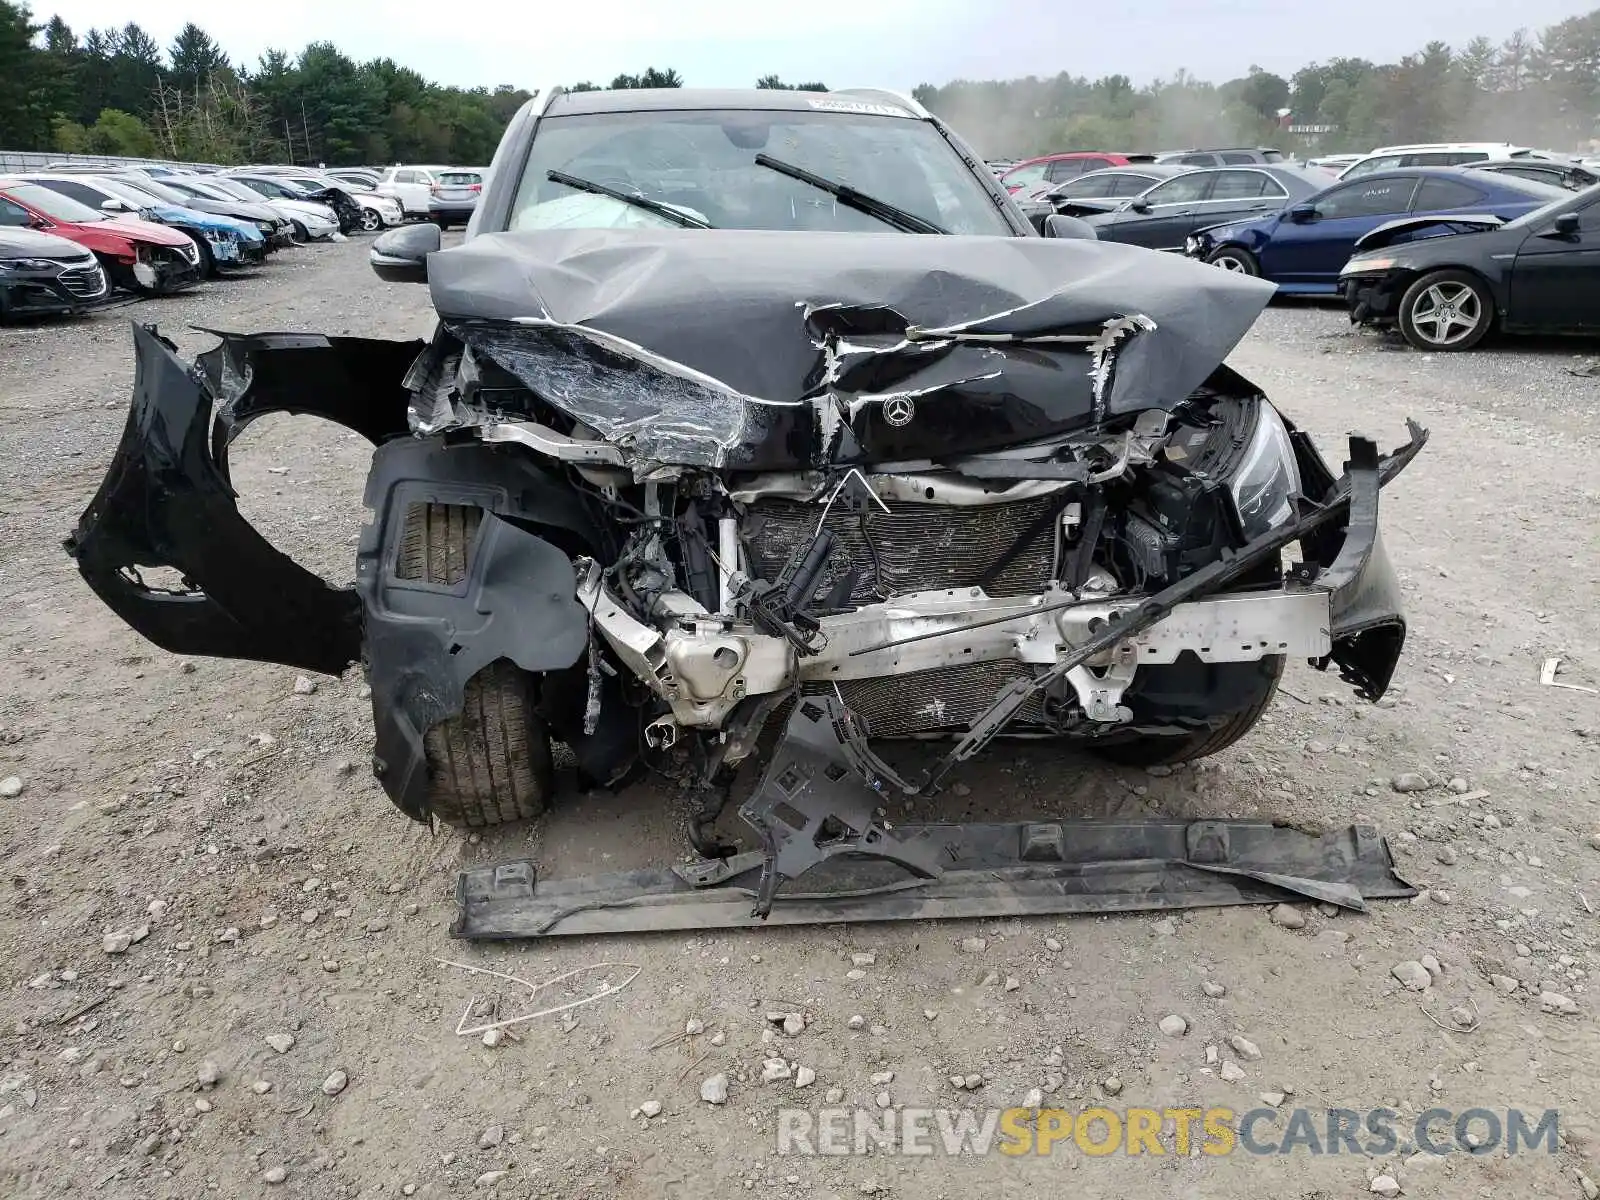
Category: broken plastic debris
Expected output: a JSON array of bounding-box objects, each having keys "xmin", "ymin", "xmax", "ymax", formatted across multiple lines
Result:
[
  {"xmin": 436, "ymin": 957, "xmax": 641, "ymax": 1036},
  {"xmin": 1540, "ymin": 657, "xmax": 1597, "ymax": 694}
]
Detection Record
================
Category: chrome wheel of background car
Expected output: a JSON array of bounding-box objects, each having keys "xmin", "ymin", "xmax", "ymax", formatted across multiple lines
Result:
[
  {"xmin": 359, "ymin": 208, "xmax": 382, "ymax": 232},
  {"xmin": 1409, "ymin": 283, "xmax": 1480, "ymax": 345},
  {"xmin": 1398, "ymin": 270, "xmax": 1493, "ymax": 351},
  {"xmin": 1206, "ymin": 246, "xmax": 1259, "ymax": 276}
]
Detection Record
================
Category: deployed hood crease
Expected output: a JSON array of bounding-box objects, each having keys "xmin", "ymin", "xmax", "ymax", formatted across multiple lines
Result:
[{"xmin": 426, "ymin": 228, "xmax": 1274, "ymax": 469}]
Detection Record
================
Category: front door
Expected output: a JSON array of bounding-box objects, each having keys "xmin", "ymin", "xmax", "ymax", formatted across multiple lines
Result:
[
  {"xmin": 1107, "ymin": 171, "xmax": 1213, "ymax": 250},
  {"xmin": 1182, "ymin": 169, "xmax": 1288, "ymax": 237},
  {"xmin": 1261, "ymin": 176, "xmax": 1421, "ymax": 287},
  {"xmin": 1508, "ymin": 196, "xmax": 1600, "ymax": 330}
]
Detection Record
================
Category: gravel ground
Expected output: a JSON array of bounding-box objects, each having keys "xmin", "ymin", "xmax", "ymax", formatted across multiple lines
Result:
[{"xmin": 1, "ymin": 240, "xmax": 1598, "ymax": 1200}]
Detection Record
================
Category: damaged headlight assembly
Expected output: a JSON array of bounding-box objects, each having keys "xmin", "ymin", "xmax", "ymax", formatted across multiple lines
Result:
[
  {"xmin": 62, "ymin": 90, "xmax": 1431, "ymax": 939},
  {"xmin": 1227, "ymin": 401, "xmax": 1302, "ymax": 538}
]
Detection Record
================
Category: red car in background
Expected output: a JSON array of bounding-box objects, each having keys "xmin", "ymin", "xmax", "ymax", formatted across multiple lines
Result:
[
  {"xmin": 998, "ymin": 152, "xmax": 1157, "ymax": 194},
  {"xmin": 0, "ymin": 178, "xmax": 201, "ymax": 295}
]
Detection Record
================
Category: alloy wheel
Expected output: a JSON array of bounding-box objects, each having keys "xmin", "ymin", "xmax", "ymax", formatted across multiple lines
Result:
[
  {"xmin": 360, "ymin": 208, "xmax": 382, "ymax": 232},
  {"xmin": 1408, "ymin": 281, "xmax": 1483, "ymax": 347}
]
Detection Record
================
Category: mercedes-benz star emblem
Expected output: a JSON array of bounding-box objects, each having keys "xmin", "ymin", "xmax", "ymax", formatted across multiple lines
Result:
[{"xmin": 881, "ymin": 397, "xmax": 915, "ymax": 427}]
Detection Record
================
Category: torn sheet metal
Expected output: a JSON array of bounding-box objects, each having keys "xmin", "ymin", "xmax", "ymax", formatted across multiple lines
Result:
[
  {"xmin": 425, "ymin": 228, "xmax": 1275, "ymax": 469},
  {"xmin": 451, "ymin": 821, "xmax": 1415, "ymax": 939},
  {"xmin": 453, "ymin": 320, "xmax": 802, "ymax": 469}
]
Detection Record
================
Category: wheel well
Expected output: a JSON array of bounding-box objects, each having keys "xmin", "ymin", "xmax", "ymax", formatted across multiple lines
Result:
[{"xmin": 1395, "ymin": 263, "xmax": 1501, "ymax": 318}]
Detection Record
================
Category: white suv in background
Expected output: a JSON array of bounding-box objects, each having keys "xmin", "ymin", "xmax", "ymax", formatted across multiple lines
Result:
[
  {"xmin": 1337, "ymin": 143, "xmax": 1544, "ymax": 179},
  {"xmin": 377, "ymin": 166, "xmax": 451, "ymax": 217}
]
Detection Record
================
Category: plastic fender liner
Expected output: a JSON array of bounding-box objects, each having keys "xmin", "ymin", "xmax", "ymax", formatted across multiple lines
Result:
[
  {"xmin": 65, "ymin": 323, "xmax": 364, "ymax": 675},
  {"xmin": 193, "ymin": 328, "xmax": 425, "ymax": 461},
  {"xmin": 354, "ymin": 435, "xmax": 604, "ymax": 822}
]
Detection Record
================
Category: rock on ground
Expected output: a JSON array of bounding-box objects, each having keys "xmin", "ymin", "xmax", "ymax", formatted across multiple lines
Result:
[{"xmin": 1391, "ymin": 961, "xmax": 1432, "ymax": 991}]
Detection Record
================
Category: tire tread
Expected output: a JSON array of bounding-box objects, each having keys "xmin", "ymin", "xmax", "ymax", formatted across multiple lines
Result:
[{"xmin": 398, "ymin": 502, "xmax": 551, "ymax": 827}]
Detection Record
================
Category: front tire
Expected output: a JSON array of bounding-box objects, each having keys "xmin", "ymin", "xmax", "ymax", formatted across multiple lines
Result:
[
  {"xmin": 1397, "ymin": 269, "xmax": 1493, "ymax": 351},
  {"xmin": 1091, "ymin": 656, "xmax": 1284, "ymax": 767},
  {"xmin": 289, "ymin": 219, "xmax": 308, "ymax": 244},
  {"xmin": 1206, "ymin": 245, "xmax": 1260, "ymax": 276},
  {"xmin": 396, "ymin": 502, "xmax": 553, "ymax": 828},
  {"xmin": 359, "ymin": 207, "xmax": 382, "ymax": 232}
]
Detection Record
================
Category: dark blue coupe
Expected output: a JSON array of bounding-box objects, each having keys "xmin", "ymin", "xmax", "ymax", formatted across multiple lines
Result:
[{"xmin": 1185, "ymin": 167, "xmax": 1567, "ymax": 294}]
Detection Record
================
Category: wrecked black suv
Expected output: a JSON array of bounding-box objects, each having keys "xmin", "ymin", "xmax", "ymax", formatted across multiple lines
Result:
[{"xmin": 69, "ymin": 87, "xmax": 1424, "ymax": 916}]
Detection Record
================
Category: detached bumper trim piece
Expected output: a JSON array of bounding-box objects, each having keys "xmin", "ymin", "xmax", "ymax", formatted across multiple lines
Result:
[
  {"xmin": 452, "ymin": 820, "xmax": 1415, "ymax": 939},
  {"xmin": 64, "ymin": 325, "xmax": 364, "ymax": 674}
]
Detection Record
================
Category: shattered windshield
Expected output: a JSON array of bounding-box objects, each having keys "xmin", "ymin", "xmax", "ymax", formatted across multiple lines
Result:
[{"xmin": 509, "ymin": 109, "xmax": 1011, "ymax": 235}]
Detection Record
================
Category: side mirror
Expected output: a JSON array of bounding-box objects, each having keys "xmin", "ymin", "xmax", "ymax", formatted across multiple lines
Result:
[
  {"xmin": 1288, "ymin": 204, "xmax": 1317, "ymax": 223},
  {"xmin": 1550, "ymin": 211, "xmax": 1580, "ymax": 237},
  {"xmin": 100, "ymin": 198, "xmax": 128, "ymax": 212},
  {"xmin": 1128, "ymin": 197, "xmax": 1151, "ymax": 214},
  {"xmin": 369, "ymin": 221, "xmax": 439, "ymax": 283},
  {"xmin": 28, "ymin": 215, "xmax": 50, "ymax": 231},
  {"xmin": 1042, "ymin": 213, "xmax": 1099, "ymax": 241}
]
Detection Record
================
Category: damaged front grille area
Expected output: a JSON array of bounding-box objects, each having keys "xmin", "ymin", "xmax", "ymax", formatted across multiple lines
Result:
[
  {"xmin": 805, "ymin": 661, "xmax": 1050, "ymax": 737},
  {"xmin": 744, "ymin": 494, "xmax": 1059, "ymax": 607},
  {"xmin": 58, "ymin": 263, "xmax": 107, "ymax": 298}
]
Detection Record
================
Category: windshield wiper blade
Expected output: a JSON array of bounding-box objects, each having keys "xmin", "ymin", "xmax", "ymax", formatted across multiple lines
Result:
[
  {"xmin": 545, "ymin": 169, "xmax": 712, "ymax": 229},
  {"xmin": 753, "ymin": 154, "xmax": 948, "ymax": 235}
]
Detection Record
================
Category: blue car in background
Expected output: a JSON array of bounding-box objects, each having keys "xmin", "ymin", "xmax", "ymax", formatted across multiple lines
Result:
[{"xmin": 1184, "ymin": 167, "xmax": 1567, "ymax": 293}]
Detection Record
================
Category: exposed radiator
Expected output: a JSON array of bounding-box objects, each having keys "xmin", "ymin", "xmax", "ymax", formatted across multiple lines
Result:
[
  {"xmin": 803, "ymin": 661, "xmax": 1049, "ymax": 737},
  {"xmin": 743, "ymin": 494, "xmax": 1059, "ymax": 607}
]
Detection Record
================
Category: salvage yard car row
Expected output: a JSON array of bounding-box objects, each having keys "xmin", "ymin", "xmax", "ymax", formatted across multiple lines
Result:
[
  {"xmin": 0, "ymin": 161, "xmax": 435, "ymax": 321},
  {"xmin": 1019, "ymin": 156, "xmax": 1600, "ymax": 352}
]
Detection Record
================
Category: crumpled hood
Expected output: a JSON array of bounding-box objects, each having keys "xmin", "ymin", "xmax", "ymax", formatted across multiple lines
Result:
[
  {"xmin": 138, "ymin": 203, "xmax": 262, "ymax": 242},
  {"xmin": 101, "ymin": 215, "xmax": 193, "ymax": 249},
  {"xmin": 1351, "ymin": 212, "xmax": 1505, "ymax": 253},
  {"xmin": 426, "ymin": 229, "xmax": 1275, "ymax": 469},
  {"xmin": 180, "ymin": 196, "xmax": 284, "ymax": 226}
]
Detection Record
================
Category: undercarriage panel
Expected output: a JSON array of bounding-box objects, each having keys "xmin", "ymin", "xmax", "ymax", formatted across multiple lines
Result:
[{"xmin": 453, "ymin": 820, "xmax": 1415, "ymax": 938}]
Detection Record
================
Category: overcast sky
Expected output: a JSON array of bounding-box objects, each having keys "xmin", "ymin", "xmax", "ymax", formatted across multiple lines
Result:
[{"xmin": 32, "ymin": 0, "xmax": 1595, "ymax": 92}]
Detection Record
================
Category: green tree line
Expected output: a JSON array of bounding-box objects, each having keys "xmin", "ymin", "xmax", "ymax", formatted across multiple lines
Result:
[
  {"xmin": 913, "ymin": 12, "xmax": 1600, "ymax": 158},
  {"xmin": 7, "ymin": 0, "xmax": 1598, "ymax": 166},
  {"xmin": 0, "ymin": 6, "xmax": 820, "ymax": 165}
]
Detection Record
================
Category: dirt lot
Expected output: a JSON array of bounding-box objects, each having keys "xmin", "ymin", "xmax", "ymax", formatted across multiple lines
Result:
[{"xmin": 1, "ymin": 238, "xmax": 1598, "ymax": 1200}]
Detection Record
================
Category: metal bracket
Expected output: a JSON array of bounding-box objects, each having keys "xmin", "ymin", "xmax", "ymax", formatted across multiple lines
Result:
[
  {"xmin": 737, "ymin": 696, "xmax": 949, "ymax": 917},
  {"xmin": 1064, "ymin": 651, "xmax": 1137, "ymax": 723}
]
